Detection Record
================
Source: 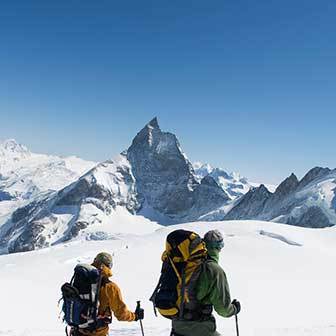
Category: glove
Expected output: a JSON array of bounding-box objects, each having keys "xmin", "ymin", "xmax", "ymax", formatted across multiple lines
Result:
[
  {"xmin": 96, "ymin": 315, "xmax": 112, "ymax": 327},
  {"xmin": 232, "ymin": 299, "xmax": 241, "ymax": 315},
  {"xmin": 134, "ymin": 307, "xmax": 144, "ymax": 321}
]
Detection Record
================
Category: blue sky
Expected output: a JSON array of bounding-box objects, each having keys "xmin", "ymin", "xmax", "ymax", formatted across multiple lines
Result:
[{"xmin": 1, "ymin": 0, "xmax": 335, "ymax": 184}]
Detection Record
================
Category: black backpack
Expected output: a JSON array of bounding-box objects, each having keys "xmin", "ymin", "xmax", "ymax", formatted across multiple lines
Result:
[{"xmin": 61, "ymin": 264, "xmax": 102, "ymax": 331}]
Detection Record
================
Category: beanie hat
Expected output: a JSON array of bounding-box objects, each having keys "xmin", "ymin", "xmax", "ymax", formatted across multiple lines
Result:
[
  {"xmin": 93, "ymin": 252, "xmax": 113, "ymax": 268},
  {"xmin": 204, "ymin": 230, "xmax": 224, "ymax": 250}
]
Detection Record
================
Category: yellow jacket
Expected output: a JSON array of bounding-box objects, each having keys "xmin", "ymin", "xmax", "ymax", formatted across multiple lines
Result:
[{"xmin": 81, "ymin": 265, "xmax": 135, "ymax": 336}]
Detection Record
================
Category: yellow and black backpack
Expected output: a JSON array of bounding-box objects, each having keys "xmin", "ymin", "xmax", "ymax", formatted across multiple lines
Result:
[{"xmin": 150, "ymin": 229, "xmax": 212, "ymax": 320}]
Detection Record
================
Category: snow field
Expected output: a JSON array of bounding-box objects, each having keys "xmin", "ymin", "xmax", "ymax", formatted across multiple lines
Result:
[{"xmin": 0, "ymin": 220, "xmax": 335, "ymax": 336}]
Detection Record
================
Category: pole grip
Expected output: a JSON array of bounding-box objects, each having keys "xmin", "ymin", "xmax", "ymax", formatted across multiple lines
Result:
[{"xmin": 136, "ymin": 301, "xmax": 145, "ymax": 336}]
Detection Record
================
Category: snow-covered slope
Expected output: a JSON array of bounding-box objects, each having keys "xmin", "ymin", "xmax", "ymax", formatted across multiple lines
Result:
[
  {"xmin": 0, "ymin": 139, "xmax": 96, "ymax": 200},
  {"xmin": 0, "ymin": 219, "xmax": 335, "ymax": 336},
  {"xmin": 0, "ymin": 155, "xmax": 144, "ymax": 253},
  {"xmin": 225, "ymin": 167, "xmax": 336, "ymax": 227},
  {"xmin": 0, "ymin": 139, "xmax": 96, "ymax": 236}
]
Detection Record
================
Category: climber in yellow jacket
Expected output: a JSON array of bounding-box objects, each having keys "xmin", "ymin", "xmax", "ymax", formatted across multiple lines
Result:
[{"xmin": 76, "ymin": 252, "xmax": 144, "ymax": 336}]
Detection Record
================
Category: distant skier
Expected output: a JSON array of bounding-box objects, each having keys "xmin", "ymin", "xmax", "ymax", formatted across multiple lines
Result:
[
  {"xmin": 171, "ymin": 230, "xmax": 240, "ymax": 336},
  {"xmin": 62, "ymin": 252, "xmax": 144, "ymax": 336}
]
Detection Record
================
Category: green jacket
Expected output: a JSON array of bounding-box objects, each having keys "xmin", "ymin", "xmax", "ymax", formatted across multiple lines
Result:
[{"xmin": 196, "ymin": 249, "xmax": 236, "ymax": 318}]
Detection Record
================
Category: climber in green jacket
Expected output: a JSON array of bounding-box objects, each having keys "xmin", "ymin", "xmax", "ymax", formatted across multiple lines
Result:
[{"xmin": 171, "ymin": 230, "xmax": 241, "ymax": 336}]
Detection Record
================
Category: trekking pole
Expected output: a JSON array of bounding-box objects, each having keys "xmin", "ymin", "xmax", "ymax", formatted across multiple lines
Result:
[
  {"xmin": 235, "ymin": 314, "xmax": 239, "ymax": 336},
  {"xmin": 136, "ymin": 300, "xmax": 145, "ymax": 336}
]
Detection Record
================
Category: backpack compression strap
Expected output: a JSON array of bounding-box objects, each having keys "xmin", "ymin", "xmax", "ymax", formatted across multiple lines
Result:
[{"xmin": 92, "ymin": 270, "xmax": 103, "ymax": 325}]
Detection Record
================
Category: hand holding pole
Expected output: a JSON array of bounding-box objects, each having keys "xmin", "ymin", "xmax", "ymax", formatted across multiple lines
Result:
[{"xmin": 136, "ymin": 300, "xmax": 145, "ymax": 336}]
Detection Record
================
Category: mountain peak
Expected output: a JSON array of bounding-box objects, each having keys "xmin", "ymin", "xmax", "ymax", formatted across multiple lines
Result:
[
  {"xmin": 224, "ymin": 183, "xmax": 272, "ymax": 220},
  {"xmin": 129, "ymin": 118, "xmax": 162, "ymax": 148},
  {"xmin": 274, "ymin": 173, "xmax": 299, "ymax": 197},
  {"xmin": 0, "ymin": 139, "xmax": 30, "ymax": 158},
  {"xmin": 147, "ymin": 117, "xmax": 159, "ymax": 129},
  {"xmin": 258, "ymin": 184, "xmax": 271, "ymax": 193},
  {"xmin": 1, "ymin": 139, "xmax": 28, "ymax": 151},
  {"xmin": 125, "ymin": 120, "xmax": 231, "ymax": 222},
  {"xmin": 299, "ymin": 167, "xmax": 332, "ymax": 189}
]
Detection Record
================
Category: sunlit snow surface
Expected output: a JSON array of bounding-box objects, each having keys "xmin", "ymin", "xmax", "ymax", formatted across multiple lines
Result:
[
  {"xmin": 0, "ymin": 139, "xmax": 97, "ymax": 231},
  {"xmin": 0, "ymin": 220, "xmax": 335, "ymax": 336}
]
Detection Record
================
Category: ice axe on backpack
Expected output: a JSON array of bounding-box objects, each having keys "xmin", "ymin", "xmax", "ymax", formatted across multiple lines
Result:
[{"xmin": 136, "ymin": 300, "xmax": 145, "ymax": 336}]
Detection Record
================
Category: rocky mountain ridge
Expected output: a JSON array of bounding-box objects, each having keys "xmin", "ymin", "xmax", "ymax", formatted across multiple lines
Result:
[
  {"xmin": 0, "ymin": 119, "xmax": 335, "ymax": 254},
  {"xmin": 225, "ymin": 167, "xmax": 336, "ymax": 228}
]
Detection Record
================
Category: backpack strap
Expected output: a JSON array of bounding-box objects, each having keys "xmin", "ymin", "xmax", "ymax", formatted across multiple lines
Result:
[
  {"xmin": 149, "ymin": 259, "xmax": 168, "ymax": 317},
  {"xmin": 69, "ymin": 274, "xmax": 75, "ymax": 286},
  {"xmin": 92, "ymin": 270, "xmax": 103, "ymax": 325},
  {"xmin": 149, "ymin": 280, "xmax": 160, "ymax": 317},
  {"xmin": 165, "ymin": 256, "xmax": 186, "ymax": 319},
  {"xmin": 99, "ymin": 277, "xmax": 112, "ymax": 317},
  {"xmin": 96, "ymin": 277, "xmax": 113, "ymax": 327},
  {"xmin": 179, "ymin": 266, "xmax": 186, "ymax": 319},
  {"xmin": 100, "ymin": 277, "xmax": 111, "ymax": 287},
  {"xmin": 168, "ymin": 257, "xmax": 182, "ymax": 283}
]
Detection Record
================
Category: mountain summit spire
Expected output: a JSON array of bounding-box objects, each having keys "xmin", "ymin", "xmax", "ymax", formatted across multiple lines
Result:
[{"xmin": 147, "ymin": 117, "xmax": 159, "ymax": 129}]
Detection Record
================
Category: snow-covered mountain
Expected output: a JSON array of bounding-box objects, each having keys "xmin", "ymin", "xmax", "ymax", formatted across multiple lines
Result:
[
  {"xmin": 0, "ymin": 219, "xmax": 335, "ymax": 336},
  {"xmin": 0, "ymin": 139, "xmax": 96, "ymax": 200},
  {"xmin": 0, "ymin": 119, "xmax": 230, "ymax": 253},
  {"xmin": 193, "ymin": 162, "xmax": 251, "ymax": 199},
  {"xmin": 0, "ymin": 119, "xmax": 335, "ymax": 254},
  {"xmin": 0, "ymin": 138, "xmax": 97, "ymax": 250},
  {"xmin": 0, "ymin": 156, "xmax": 139, "ymax": 253},
  {"xmin": 225, "ymin": 167, "xmax": 336, "ymax": 228}
]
